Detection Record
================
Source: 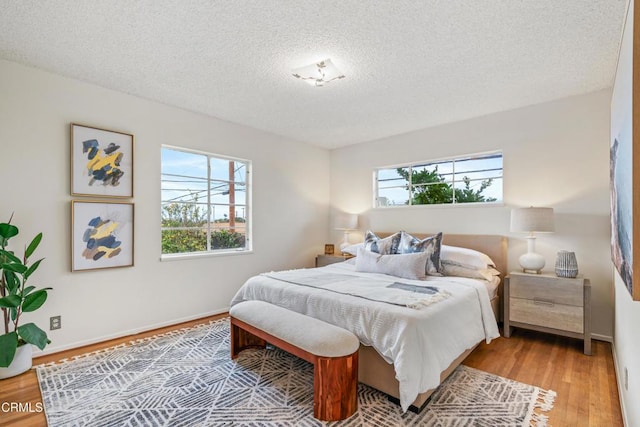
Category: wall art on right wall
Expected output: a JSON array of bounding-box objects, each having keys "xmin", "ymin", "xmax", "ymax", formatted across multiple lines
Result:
[
  {"xmin": 610, "ymin": 0, "xmax": 640, "ymax": 301},
  {"xmin": 610, "ymin": 116, "xmax": 634, "ymax": 296}
]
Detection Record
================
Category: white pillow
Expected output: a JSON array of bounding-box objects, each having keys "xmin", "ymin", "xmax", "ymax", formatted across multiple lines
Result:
[
  {"xmin": 355, "ymin": 247, "xmax": 428, "ymax": 280},
  {"xmin": 442, "ymin": 263, "xmax": 501, "ymax": 281},
  {"xmin": 342, "ymin": 243, "xmax": 363, "ymax": 256},
  {"xmin": 440, "ymin": 245, "xmax": 496, "ymax": 270}
]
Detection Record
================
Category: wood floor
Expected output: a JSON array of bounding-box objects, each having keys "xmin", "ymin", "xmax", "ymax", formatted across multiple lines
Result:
[
  {"xmin": 0, "ymin": 315, "xmax": 623, "ymax": 426},
  {"xmin": 465, "ymin": 329, "xmax": 624, "ymax": 427}
]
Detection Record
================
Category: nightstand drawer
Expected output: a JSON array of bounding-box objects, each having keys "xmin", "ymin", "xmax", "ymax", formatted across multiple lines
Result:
[
  {"xmin": 510, "ymin": 275, "xmax": 583, "ymax": 307},
  {"xmin": 510, "ymin": 297, "xmax": 584, "ymax": 334}
]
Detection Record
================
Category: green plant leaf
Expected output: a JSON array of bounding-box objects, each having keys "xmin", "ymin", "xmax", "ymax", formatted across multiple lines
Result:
[
  {"xmin": 2, "ymin": 263, "xmax": 27, "ymax": 274},
  {"xmin": 18, "ymin": 323, "xmax": 48, "ymax": 350},
  {"xmin": 0, "ymin": 223, "xmax": 19, "ymax": 240},
  {"xmin": 22, "ymin": 286, "xmax": 35, "ymax": 296},
  {"xmin": 22, "ymin": 289, "xmax": 48, "ymax": 312},
  {"xmin": 0, "ymin": 249, "xmax": 21, "ymax": 264},
  {"xmin": 3, "ymin": 271, "xmax": 19, "ymax": 293},
  {"xmin": 0, "ymin": 294, "xmax": 21, "ymax": 308},
  {"xmin": 24, "ymin": 258, "xmax": 43, "ymax": 281},
  {"xmin": 25, "ymin": 233, "xmax": 42, "ymax": 259},
  {"xmin": 0, "ymin": 331, "xmax": 18, "ymax": 367}
]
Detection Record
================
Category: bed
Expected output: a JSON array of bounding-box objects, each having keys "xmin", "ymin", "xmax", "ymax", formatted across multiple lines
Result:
[{"xmin": 230, "ymin": 232, "xmax": 507, "ymax": 412}]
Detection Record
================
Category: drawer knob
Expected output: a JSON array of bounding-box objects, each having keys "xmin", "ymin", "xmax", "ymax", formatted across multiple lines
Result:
[{"xmin": 533, "ymin": 298, "xmax": 555, "ymax": 307}]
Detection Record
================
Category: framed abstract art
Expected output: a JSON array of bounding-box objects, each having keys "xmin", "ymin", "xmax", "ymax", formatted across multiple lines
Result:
[
  {"xmin": 72, "ymin": 201, "xmax": 134, "ymax": 271},
  {"xmin": 71, "ymin": 123, "xmax": 134, "ymax": 198}
]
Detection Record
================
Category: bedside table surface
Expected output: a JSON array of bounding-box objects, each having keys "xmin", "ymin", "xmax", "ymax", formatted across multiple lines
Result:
[{"xmin": 507, "ymin": 271, "xmax": 588, "ymax": 282}]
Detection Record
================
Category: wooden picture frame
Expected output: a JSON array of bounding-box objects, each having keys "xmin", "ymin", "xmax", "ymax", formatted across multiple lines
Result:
[
  {"xmin": 72, "ymin": 201, "xmax": 134, "ymax": 272},
  {"xmin": 71, "ymin": 123, "xmax": 134, "ymax": 198},
  {"xmin": 324, "ymin": 244, "xmax": 335, "ymax": 255},
  {"xmin": 610, "ymin": 0, "xmax": 640, "ymax": 300}
]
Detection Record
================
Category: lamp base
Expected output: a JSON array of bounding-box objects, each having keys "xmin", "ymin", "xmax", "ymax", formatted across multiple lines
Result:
[
  {"xmin": 339, "ymin": 231, "xmax": 351, "ymax": 252},
  {"xmin": 518, "ymin": 252, "xmax": 545, "ymax": 274}
]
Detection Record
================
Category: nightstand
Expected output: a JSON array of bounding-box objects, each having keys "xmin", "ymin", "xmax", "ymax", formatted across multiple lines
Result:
[
  {"xmin": 315, "ymin": 254, "xmax": 353, "ymax": 267},
  {"xmin": 504, "ymin": 272, "xmax": 591, "ymax": 355}
]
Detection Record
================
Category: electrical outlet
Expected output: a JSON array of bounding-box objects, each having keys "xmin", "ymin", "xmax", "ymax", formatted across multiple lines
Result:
[
  {"xmin": 50, "ymin": 315, "xmax": 61, "ymax": 330},
  {"xmin": 625, "ymin": 367, "xmax": 629, "ymax": 391}
]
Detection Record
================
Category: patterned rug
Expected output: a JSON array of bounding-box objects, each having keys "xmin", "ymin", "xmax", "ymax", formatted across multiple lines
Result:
[{"xmin": 36, "ymin": 318, "xmax": 556, "ymax": 426}]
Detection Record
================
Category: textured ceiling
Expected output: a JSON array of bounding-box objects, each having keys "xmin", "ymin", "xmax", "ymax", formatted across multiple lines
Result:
[{"xmin": 0, "ymin": 1, "xmax": 627, "ymax": 149}]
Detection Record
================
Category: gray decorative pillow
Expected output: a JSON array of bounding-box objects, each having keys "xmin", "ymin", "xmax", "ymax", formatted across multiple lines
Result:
[
  {"xmin": 397, "ymin": 231, "xmax": 444, "ymax": 276},
  {"xmin": 355, "ymin": 247, "xmax": 428, "ymax": 280},
  {"xmin": 363, "ymin": 230, "xmax": 401, "ymax": 255}
]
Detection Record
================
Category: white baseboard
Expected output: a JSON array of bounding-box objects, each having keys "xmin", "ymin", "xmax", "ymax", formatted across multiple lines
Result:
[
  {"xmin": 33, "ymin": 307, "xmax": 229, "ymax": 358},
  {"xmin": 592, "ymin": 333, "xmax": 613, "ymax": 343},
  {"xmin": 611, "ymin": 342, "xmax": 629, "ymax": 427}
]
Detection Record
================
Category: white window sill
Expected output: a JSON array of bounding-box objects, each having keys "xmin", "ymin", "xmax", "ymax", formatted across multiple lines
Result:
[
  {"xmin": 160, "ymin": 249, "xmax": 254, "ymax": 262},
  {"xmin": 373, "ymin": 201, "xmax": 505, "ymax": 210}
]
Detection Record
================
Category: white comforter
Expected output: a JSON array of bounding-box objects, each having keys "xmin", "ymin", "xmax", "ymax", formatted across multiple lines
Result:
[{"xmin": 229, "ymin": 262, "xmax": 500, "ymax": 411}]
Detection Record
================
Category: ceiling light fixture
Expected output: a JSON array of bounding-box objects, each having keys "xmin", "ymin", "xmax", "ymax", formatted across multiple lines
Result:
[{"xmin": 292, "ymin": 58, "xmax": 345, "ymax": 87}]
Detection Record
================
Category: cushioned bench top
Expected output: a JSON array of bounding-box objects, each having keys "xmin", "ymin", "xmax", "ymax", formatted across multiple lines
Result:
[{"xmin": 230, "ymin": 300, "xmax": 360, "ymax": 358}]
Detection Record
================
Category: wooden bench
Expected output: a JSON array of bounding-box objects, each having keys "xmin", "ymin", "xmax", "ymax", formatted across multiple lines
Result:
[{"xmin": 229, "ymin": 300, "xmax": 360, "ymax": 421}]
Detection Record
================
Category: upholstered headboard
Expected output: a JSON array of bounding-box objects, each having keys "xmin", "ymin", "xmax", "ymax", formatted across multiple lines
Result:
[{"xmin": 375, "ymin": 232, "xmax": 507, "ymax": 277}]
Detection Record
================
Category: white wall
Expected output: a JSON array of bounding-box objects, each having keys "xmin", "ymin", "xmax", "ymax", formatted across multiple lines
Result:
[
  {"xmin": 611, "ymin": 1, "xmax": 640, "ymax": 425},
  {"xmin": 330, "ymin": 90, "xmax": 614, "ymax": 339},
  {"xmin": 614, "ymin": 273, "xmax": 639, "ymax": 427},
  {"xmin": 0, "ymin": 59, "xmax": 330, "ymax": 354}
]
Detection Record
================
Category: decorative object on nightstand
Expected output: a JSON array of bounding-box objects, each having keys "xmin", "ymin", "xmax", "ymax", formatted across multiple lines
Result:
[
  {"xmin": 335, "ymin": 213, "xmax": 358, "ymax": 253},
  {"xmin": 504, "ymin": 272, "xmax": 591, "ymax": 355},
  {"xmin": 324, "ymin": 244, "xmax": 335, "ymax": 255},
  {"xmin": 555, "ymin": 250, "xmax": 578, "ymax": 278},
  {"xmin": 510, "ymin": 207, "xmax": 554, "ymax": 274}
]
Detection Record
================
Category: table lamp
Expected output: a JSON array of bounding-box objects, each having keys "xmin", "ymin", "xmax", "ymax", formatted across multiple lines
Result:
[
  {"xmin": 510, "ymin": 207, "xmax": 554, "ymax": 274},
  {"xmin": 335, "ymin": 213, "xmax": 358, "ymax": 252}
]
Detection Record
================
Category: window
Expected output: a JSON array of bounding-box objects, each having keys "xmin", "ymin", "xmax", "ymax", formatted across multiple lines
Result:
[
  {"xmin": 375, "ymin": 152, "xmax": 502, "ymax": 207},
  {"xmin": 161, "ymin": 146, "xmax": 251, "ymax": 257}
]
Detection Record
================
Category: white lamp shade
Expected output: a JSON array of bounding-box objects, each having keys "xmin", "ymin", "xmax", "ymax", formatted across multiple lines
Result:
[
  {"xmin": 335, "ymin": 213, "xmax": 358, "ymax": 230},
  {"xmin": 510, "ymin": 207, "xmax": 554, "ymax": 233}
]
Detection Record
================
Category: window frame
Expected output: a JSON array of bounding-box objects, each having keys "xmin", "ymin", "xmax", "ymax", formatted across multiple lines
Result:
[
  {"xmin": 160, "ymin": 145, "xmax": 252, "ymax": 260},
  {"xmin": 373, "ymin": 151, "xmax": 503, "ymax": 208}
]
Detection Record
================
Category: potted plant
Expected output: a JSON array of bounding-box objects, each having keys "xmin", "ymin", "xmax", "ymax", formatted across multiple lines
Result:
[{"xmin": 0, "ymin": 215, "xmax": 51, "ymax": 378}]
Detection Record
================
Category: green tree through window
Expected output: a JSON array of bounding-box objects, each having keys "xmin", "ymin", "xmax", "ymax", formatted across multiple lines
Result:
[
  {"xmin": 395, "ymin": 166, "xmax": 496, "ymax": 205},
  {"xmin": 376, "ymin": 153, "xmax": 502, "ymax": 206}
]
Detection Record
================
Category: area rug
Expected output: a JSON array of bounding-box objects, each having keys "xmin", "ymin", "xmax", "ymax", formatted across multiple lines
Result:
[{"xmin": 36, "ymin": 318, "xmax": 556, "ymax": 426}]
